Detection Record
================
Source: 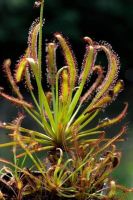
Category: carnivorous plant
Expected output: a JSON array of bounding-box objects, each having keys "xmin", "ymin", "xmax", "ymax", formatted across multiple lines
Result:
[{"xmin": 0, "ymin": 0, "xmax": 132, "ymax": 199}]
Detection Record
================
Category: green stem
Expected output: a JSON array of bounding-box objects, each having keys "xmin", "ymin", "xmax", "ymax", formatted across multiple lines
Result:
[
  {"xmin": 66, "ymin": 103, "xmax": 82, "ymax": 131},
  {"xmin": 38, "ymin": 0, "xmax": 44, "ymax": 79},
  {"xmin": 30, "ymin": 89, "xmax": 41, "ymax": 113},
  {"xmin": 24, "ymin": 107, "xmax": 44, "ymax": 129},
  {"xmin": 52, "ymin": 85, "xmax": 56, "ymax": 119},
  {"xmin": 79, "ymin": 110, "xmax": 99, "ymax": 130},
  {"xmin": 55, "ymin": 66, "xmax": 68, "ymax": 126}
]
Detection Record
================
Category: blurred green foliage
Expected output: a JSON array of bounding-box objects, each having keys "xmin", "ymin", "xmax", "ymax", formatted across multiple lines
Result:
[{"xmin": 0, "ymin": 0, "xmax": 133, "ymax": 73}]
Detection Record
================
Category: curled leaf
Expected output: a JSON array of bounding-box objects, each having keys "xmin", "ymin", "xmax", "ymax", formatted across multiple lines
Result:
[
  {"xmin": 55, "ymin": 33, "xmax": 77, "ymax": 92},
  {"xmin": 86, "ymin": 79, "xmax": 124, "ymax": 113},
  {"xmin": 26, "ymin": 58, "xmax": 39, "ymax": 78},
  {"xmin": 67, "ymin": 41, "xmax": 96, "ymax": 120},
  {"xmin": 98, "ymin": 103, "xmax": 128, "ymax": 129},
  {"xmin": 80, "ymin": 65, "xmax": 104, "ymax": 103},
  {"xmin": 15, "ymin": 58, "xmax": 29, "ymax": 83},
  {"xmin": 79, "ymin": 38, "xmax": 96, "ymax": 83},
  {"xmin": 92, "ymin": 44, "xmax": 120, "ymax": 104}
]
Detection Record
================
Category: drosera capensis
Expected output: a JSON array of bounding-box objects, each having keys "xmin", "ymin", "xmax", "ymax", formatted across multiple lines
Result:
[{"xmin": 0, "ymin": 0, "xmax": 133, "ymax": 199}]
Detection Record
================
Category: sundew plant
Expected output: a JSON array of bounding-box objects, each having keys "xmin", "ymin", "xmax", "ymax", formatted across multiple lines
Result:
[{"xmin": 0, "ymin": 0, "xmax": 132, "ymax": 199}]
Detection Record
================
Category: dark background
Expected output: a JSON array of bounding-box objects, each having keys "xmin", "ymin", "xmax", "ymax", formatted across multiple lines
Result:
[{"xmin": 0, "ymin": 0, "xmax": 133, "ymax": 199}]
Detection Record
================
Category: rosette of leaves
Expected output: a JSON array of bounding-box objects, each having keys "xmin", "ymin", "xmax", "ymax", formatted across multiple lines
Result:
[{"xmin": 0, "ymin": 1, "xmax": 132, "ymax": 200}]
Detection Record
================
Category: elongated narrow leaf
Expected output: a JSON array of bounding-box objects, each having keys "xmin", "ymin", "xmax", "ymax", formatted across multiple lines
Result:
[
  {"xmin": 80, "ymin": 65, "xmax": 104, "ymax": 103},
  {"xmin": 46, "ymin": 42, "xmax": 57, "ymax": 85},
  {"xmin": 15, "ymin": 58, "xmax": 29, "ymax": 83},
  {"xmin": 67, "ymin": 42, "xmax": 96, "ymax": 120},
  {"xmin": 97, "ymin": 103, "xmax": 128, "ymax": 129},
  {"xmin": 28, "ymin": 19, "xmax": 40, "ymax": 62},
  {"xmin": 55, "ymin": 33, "xmax": 77, "ymax": 93},
  {"xmin": 27, "ymin": 58, "xmax": 56, "ymax": 130},
  {"xmin": 60, "ymin": 68, "xmax": 70, "ymax": 104},
  {"xmin": 3, "ymin": 59, "xmax": 23, "ymax": 99},
  {"xmin": 91, "ymin": 45, "xmax": 120, "ymax": 105},
  {"xmin": 0, "ymin": 91, "xmax": 33, "ymax": 109}
]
